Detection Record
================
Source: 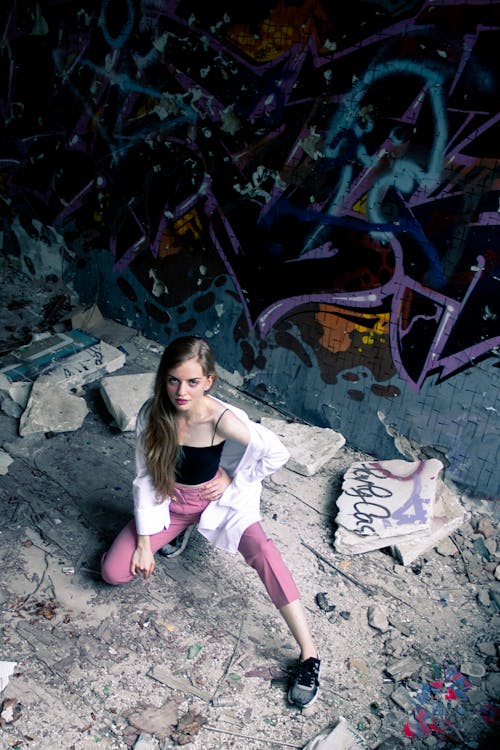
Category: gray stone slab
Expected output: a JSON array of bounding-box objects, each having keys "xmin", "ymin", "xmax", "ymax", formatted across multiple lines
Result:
[
  {"xmin": 100, "ymin": 372, "xmax": 155, "ymax": 431},
  {"xmin": 19, "ymin": 378, "xmax": 88, "ymax": 435},
  {"xmin": 260, "ymin": 417, "xmax": 345, "ymax": 476}
]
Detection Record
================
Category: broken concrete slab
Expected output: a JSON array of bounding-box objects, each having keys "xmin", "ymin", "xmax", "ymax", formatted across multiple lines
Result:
[
  {"xmin": 334, "ymin": 475, "xmax": 466, "ymax": 565},
  {"xmin": 100, "ymin": 372, "xmax": 155, "ymax": 431},
  {"xmin": 391, "ymin": 480, "xmax": 468, "ymax": 566},
  {"xmin": 303, "ymin": 716, "xmax": 370, "ymax": 749},
  {"xmin": 0, "ymin": 449, "xmax": 14, "ymax": 475},
  {"xmin": 0, "ymin": 376, "xmax": 31, "ymax": 417},
  {"xmin": 19, "ymin": 378, "xmax": 88, "ymax": 435},
  {"xmin": 385, "ymin": 656, "xmax": 420, "ymax": 681},
  {"xmin": 70, "ymin": 303, "xmax": 137, "ymax": 347},
  {"xmin": 0, "ymin": 329, "xmax": 126, "ymax": 396},
  {"xmin": 0, "ymin": 662, "xmax": 17, "ymax": 693},
  {"xmin": 336, "ymin": 458, "xmax": 443, "ymax": 539},
  {"xmin": 37, "ymin": 339, "xmax": 126, "ymax": 390},
  {"xmin": 0, "ymin": 330, "xmax": 98, "ymax": 384},
  {"xmin": 260, "ymin": 417, "xmax": 345, "ymax": 476}
]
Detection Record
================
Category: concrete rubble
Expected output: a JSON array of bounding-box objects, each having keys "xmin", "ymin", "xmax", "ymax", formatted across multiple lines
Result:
[
  {"xmin": 100, "ymin": 373, "xmax": 156, "ymax": 432},
  {"xmin": 0, "ymin": 266, "xmax": 498, "ymax": 750},
  {"xmin": 260, "ymin": 418, "xmax": 346, "ymax": 476},
  {"xmin": 19, "ymin": 377, "xmax": 89, "ymax": 435}
]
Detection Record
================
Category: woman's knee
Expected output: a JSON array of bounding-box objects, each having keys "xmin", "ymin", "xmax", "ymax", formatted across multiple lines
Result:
[{"xmin": 101, "ymin": 553, "xmax": 132, "ymax": 586}]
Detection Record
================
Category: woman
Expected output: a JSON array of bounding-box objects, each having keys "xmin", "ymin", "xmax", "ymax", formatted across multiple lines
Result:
[{"xmin": 101, "ymin": 336, "xmax": 320, "ymax": 708}]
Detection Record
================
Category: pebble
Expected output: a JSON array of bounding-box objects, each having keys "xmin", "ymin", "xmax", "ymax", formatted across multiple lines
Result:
[
  {"xmin": 368, "ymin": 605, "xmax": 390, "ymax": 633},
  {"xmin": 460, "ymin": 661, "xmax": 486, "ymax": 678},
  {"xmin": 485, "ymin": 671, "xmax": 500, "ymax": 698},
  {"xmin": 477, "ymin": 589, "xmax": 491, "ymax": 607},
  {"xmin": 390, "ymin": 686, "xmax": 415, "ymax": 712},
  {"xmin": 477, "ymin": 640, "xmax": 497, "ymax": 657},
  {"xmin": 476, "ymin": 517, "xmax": 496, "ymax": 538}
]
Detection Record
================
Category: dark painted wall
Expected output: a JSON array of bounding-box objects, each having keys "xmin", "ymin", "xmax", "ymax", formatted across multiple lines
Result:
[{"xmin": 2, "ymin": 1, "xmax": 499, "ymax": 497}]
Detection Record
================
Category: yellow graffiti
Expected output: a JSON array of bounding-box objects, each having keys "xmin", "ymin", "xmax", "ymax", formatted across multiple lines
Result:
[
  {"xmin": 316, "ymin": 306, "xmax": 390, "ymax": 353},
  {"xmin": 158, "ymin": 208, "xmax": 203, "ymax": 258}
]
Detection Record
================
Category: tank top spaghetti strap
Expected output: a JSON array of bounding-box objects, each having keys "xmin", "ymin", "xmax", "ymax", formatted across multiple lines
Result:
[{"xmin": 175, "ymin": 408, "xmax": 229, "ymax": 485}]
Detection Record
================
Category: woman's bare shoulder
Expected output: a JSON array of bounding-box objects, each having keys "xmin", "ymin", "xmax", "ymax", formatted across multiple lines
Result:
[{"xmin": 210, "ymin": 401, "xmax": 250, "ymax": 445}]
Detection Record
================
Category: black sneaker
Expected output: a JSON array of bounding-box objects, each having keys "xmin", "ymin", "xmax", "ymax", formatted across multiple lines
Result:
[
  {"xmin": 158, "ymin": 525, "xmax": 195, "ymax": 558},
  {"xmin": 288, "ymin": 656, "xmax": 321, "ymax": 708}
]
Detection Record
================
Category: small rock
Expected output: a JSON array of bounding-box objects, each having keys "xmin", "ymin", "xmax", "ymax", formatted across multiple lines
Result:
[
  {"xmin": 436, "ymin": 538, "xmax": 457, "ymax": 557},
  {"xmin": 315, "ymin": 592, "xmax": 336, "ymax": 613},
  {"xmin": 490, "ymin": 588, "xmax": 500, "ymax": 610},
  {"xmin": 460, "ymin": 662, "xmax": 486, "ymax": 678},
  {"xmin": 476, "ymin": 517, "xmax": 496, "ymax": 538},
  {"xmin": 472, "ymin": 536, "xmax": 491, "ymax": 561},
  {"xmin": 484, "ymin": 672, "xmax": 500, "ymax": 698},
  {"xmin": 484, "ymin": 537, "xmax": 497, "ymax": 556},
  {"xmin": 477, "ymin": 641, "xmax": 497, "ymax": 657},
  {"xmin": 494, "ymin": 565, "xmax": 500, "ymax": 581},
  {"xmin": 387, "ymin": 616, "xmax": 413, "ymax": 637},
  {"xmin": 133, "ymin": 734, "xmax": 157, "ymax": 750},
  {"xmin": 477, "ymin": 590, "xmax": 491, "ymax": 607},
  {"xmin": 390, "ymin": 686, "xmax": 415, "ymax": 712},
  {"xmin": 368, "ymin": 605, "xmax": 390, "ymax": 633},
  {"xmin": 385, "ymin": 656, "xmax": 420, "ymax": 682},
  {"xmin": 466, "ymin": 687, "xmax": 488, "ymax": 706},
  {"xmin": 0, "ymin": 449, "xmax": 14, "ymax": 476}
]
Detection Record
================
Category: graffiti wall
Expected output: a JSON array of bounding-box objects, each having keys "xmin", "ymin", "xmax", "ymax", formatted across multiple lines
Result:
[{"xmin": 1, "ymin": 1, "xmax": 499, "ymax": 496}]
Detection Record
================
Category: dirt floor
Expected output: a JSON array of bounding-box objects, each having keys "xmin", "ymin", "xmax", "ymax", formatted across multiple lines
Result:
[{"xmin": 0, "ymin": 264, "xmax": 499, "ymax": 750}]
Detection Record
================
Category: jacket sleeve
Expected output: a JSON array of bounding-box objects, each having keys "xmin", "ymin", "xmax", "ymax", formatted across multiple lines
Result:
[
  {"xmin": 132, "ymin": 402, "xmax": 171, "ymax": 536},
  {"xmin": 243, "ymin": 422, "xmax": 290, "ymax": 483}
]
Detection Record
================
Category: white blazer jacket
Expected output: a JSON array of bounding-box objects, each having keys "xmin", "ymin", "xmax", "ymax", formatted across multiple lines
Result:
[{"xmin": 132, "ymin": 396, "xmax": 290, "ymax": 553}]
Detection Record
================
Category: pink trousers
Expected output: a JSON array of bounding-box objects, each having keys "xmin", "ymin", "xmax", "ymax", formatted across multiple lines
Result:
[{"xmin": 101, "ymin": 482, "xmax": 300, "ymax": 610}]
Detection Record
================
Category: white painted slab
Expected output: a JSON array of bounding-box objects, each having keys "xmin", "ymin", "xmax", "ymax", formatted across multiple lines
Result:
[{"xmin": 335, "ymin": 458, "xmax": 443, "ymax": 540}]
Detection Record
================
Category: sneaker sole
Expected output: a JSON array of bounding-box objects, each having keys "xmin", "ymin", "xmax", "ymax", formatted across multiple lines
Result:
[{"xmin": 159, "ymin": 525, "xmax": 195, "ymax": 558}]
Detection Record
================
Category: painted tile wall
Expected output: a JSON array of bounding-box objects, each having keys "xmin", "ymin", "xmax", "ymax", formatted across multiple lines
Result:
[{"xmin": 2, "ymin": 1, "xmax": 499, "ymax": 496}]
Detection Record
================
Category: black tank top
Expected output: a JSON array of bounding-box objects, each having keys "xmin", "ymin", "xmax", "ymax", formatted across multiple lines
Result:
[
  {"xmin": 175, "ymin": 442, "xmax": 225, "ymax": 484},
  {"xmin": 174, "ymin": 408, "xmax": 228, "ymax": 485}
]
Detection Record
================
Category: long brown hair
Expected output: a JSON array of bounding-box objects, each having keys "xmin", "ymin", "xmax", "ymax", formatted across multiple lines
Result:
[{"xmin": 143, "ymin": 336, "xmax": 216, "ymax": 500}]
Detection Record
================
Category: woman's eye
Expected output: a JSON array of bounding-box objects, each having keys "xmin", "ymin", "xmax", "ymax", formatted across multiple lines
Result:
[
  {"xmin": 167, "ymin": 377, "xmax": 178, "ymax": 385},
  {"xmin": 189, "ymin": 380, "xmax": 200, "ymax": 386}
]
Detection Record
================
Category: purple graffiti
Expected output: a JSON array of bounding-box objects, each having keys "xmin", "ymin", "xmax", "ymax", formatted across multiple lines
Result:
[{"xmin": 1, "ymin": 1, "xmax": 499, "ymax": 391}]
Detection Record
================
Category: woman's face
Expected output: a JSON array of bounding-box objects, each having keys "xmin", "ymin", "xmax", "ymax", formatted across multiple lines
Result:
[{"xmin": 165, "ymin": 358, "xmax": 214, "ymax": 412}]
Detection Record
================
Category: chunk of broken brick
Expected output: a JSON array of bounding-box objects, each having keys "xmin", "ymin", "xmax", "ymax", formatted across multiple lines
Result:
[{"xmin": 170, "ymin": 709, "xmax": 207, "ymax": 746}]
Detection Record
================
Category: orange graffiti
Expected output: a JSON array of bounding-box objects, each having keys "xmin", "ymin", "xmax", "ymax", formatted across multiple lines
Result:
[
  {"xmin": 225, "ymin": 0, "xmax": 328, "ymax": 62},
  {"xmin": 316, "ymin": 305, "xmax": 390, "ymax": 352},
  {"xmin": 158, "ymin": 209, "xmax": 203, "ymax": 258}
]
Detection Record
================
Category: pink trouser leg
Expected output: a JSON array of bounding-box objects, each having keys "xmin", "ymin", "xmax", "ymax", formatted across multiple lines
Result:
[
  {"xmin": 101, "ymin": 518, "xmax": 192, "ymax": 584},
  {"xmin": 238, "ymin": 522, "xmax": 300, "ymax": 609}
]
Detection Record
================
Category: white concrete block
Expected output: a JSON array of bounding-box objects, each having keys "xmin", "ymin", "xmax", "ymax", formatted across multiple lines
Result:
[
  {"xmin": 19, "ymin": 378, "xmax": 89, "ymax": 435},
  {"xmin": 260, "ymin": 417, "xmax": 345, "ymax": 476},
  {"xmin": 0, "ymin": 449, "xmax": 14, "ymax": 475},
  {"xmin": 100, "ymin": 373, "xmax": 155, "ymax": 431},
  {"xmin": 0, "ymin": 375, "xmax": 31, "ymax": 417},
  {"xmin": 334, "ymin": 473, "xmax": 467, "ymax": 566},
  {"xmin": 42, "ymin": 340, "xmax": 126, "ymax": 389}
]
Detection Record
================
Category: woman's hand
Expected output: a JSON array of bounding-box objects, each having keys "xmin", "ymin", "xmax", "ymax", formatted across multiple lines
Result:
[
  {"xmin": 200, "ymin": 466, "xmax": 232, "ymax": 502},
  {"xmin": 131, "ymin": 536, "xmax": 155, "ymax": 578}
]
